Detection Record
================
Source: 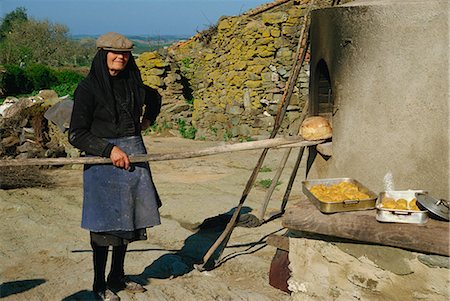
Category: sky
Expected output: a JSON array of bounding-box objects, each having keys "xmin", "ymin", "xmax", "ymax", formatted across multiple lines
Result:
[{"xmin": 0, "ymin": 0, "xmax": 274, "ymax": 37}]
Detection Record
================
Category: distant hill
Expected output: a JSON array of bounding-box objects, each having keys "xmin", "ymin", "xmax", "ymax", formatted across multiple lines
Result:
[{"xmin": 70, "ymin": 34, "xmax": 190, "ymax": 54}]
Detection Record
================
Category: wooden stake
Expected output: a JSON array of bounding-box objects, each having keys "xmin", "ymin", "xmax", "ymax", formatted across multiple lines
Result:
[
  {"xmin": 256, "ymin": 99, "xmax": 310, "ymax": 222},
  {"xmin": 257, "ymin": 148, "xmax": 292, "ymax": 221},
  {"xmin": 280, "ymin": 145, "xmax": 306, "ymax": 212}
]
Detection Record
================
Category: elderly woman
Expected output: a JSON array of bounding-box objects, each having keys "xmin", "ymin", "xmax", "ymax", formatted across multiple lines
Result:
[{"xmin": 69, "ymin": 32, "xmax": 162, "ymax": 301}]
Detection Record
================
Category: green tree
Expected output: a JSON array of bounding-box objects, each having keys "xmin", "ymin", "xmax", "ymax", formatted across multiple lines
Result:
[
  {"xmin": 0, "ymin": 7, "xmax": 28, "ymax": 40},
  {"xmin": 0, "ymin": 16, "xmax": 96, "ymax": 67}
]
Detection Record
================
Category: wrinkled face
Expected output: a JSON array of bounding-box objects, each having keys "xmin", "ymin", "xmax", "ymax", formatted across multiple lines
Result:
[{"xmin": 106, "ymin": 51, "xmax": 130, "ymax": 76}]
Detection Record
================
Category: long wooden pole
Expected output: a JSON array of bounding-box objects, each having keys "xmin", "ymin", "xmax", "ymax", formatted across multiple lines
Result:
[
  {"xmin": 197, "ymin": 2, "xmax": 314, "ymax": 270},
  {"xmin": 0, "ymin": 137, "xmax": 321, "ymax": 167}
]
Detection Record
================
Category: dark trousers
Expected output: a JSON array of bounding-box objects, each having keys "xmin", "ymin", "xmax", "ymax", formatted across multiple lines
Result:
[{"xmin": 91, "ymin": 241, "xmax": 127, "ymax": 292}]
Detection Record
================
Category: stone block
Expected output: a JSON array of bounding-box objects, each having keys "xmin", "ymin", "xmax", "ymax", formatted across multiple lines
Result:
[
  {"xmin": 238, "ymin": 124, "xmax": 251, "ymax": 136},
  {"xmin": 262, "ymin": 12, "xmax": 289, "ymax": 24},
  {"xmin": 230, "ymin": 115, "xmax": 240, "ymax": 126},
  {"xmin": 204, "ymin": 53, "xmax": 215, "ymax": 61},
  {"xmin": 226, "ymin": 105, "xmax": 244, "ymax": 115},
  {"xmin": 261, "ymin": 29, "xmax": 271, "ymax": 38},
  {"xmin": 245, "ymin": 20, "xmax": 264, "ymax": 32},
  {"xmin": 254, "ymin": 116, "xmax": 274, "ymax": 128},
  {"xmin": 149, "ymin": 68, "xmax": 165, "ymax": 76},
  {"xmin": 282, "ymin": 25, "xmax": 300, "ymax": 36},
  {"xmin": 218, "ymin": 19, "xmax": 231, "ymax": 30},
  {"xmin": 245, "ymin": 80, "xmax": 262, "ymax": 88},
  {"xmin": 276, "ymin": 47, "xmax": 293, "ymax": 60},
  {"xmin": 248, "ymin": 65, "xmax": 266, "ymax": 74},
  {"xmin": 261, "ymin": 72, "xmax": 273, "ymax": 82},
  {"xmin": 143, "ymin": 75, "xmax": 164, "ymax": 88},
  {"xmin": 154, "ymin": 60, "xmax": 169, "ymax": 68},
  {"xmin": 235, "ymin": 61, "xmax": 247, "ymax": 71},
  {"xmin": 271, "ymin": 28, "xmax": 281, "ymax": 38},
  {"xmin": 272, "ymin": 93, "xmax": 282, "ymax": 103},
  {"xmin": 255, "ymin": 37, "xmax": 273, "ymax": 46},
  {"xmin": 37, "ymin": 90, "xmax": 58, "ymax": 101},
  {"xmin": 243, "ymin": 90, "xmax": 251, "ymax": 109}
]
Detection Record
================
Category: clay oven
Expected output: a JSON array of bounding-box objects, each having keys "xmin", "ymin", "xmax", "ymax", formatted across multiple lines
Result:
[{"xmin": 307, "ymin": 0, "xmax": 449, "ymax": 199}]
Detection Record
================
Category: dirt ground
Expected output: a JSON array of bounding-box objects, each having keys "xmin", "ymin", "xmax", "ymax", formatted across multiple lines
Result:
[{"xmin": 0, "ymin": 136, "xmax": 304, "ymax": 301}]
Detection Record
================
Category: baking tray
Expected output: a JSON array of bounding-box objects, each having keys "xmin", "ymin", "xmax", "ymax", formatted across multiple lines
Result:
[
  {"xmin": 302, "ymin": 178, "xmax": 377, "ymax": 213},
  {"xmin": 376, "ymin": 190, "xmax": 428, "ymax": 224}
]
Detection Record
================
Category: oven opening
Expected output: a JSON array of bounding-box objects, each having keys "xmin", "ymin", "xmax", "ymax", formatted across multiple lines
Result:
[
  {"xmin": 313, "ymin": 59, "xmax": 333, "ymax": 116},
  {"xmin": 311, "ymin": 59, "xmax": 333, "ymax": 158}
]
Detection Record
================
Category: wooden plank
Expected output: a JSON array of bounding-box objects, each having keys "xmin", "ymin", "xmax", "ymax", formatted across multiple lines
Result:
[
  {"xmin": 267, "ymin": 235, "xmax": 290, "ymax": 252},
  {"xmin": 282, "ymin": 198, "xmax": 450, "ymax": 256},
  {"xmin": 0, "ymin": 137, "xmax": 322, "ymax": 167}
]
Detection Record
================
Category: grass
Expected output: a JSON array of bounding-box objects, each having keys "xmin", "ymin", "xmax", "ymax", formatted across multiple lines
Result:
[
  {"xmin": 259, "ymin": 166, "xmax": 272, "ymax": 172},
  {"xmin": 186, "ymin": 97, "xmax": 194, "ymax": 105},
  {"xmin": 223, "ymin": 130, "xmax": 232, "ymax": 141},
  {"xmin": 142, "ymin": 120, "xmax": 172, "ymax": 136},
  {"xmin": 257, "ymin": 179, "xmax": 281, "ymax": 189}
]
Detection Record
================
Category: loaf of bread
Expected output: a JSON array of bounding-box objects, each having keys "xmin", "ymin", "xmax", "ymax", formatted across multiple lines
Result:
[{"xmin": 299, "ymin": 116, "xmax": 332, "ymax": 141}]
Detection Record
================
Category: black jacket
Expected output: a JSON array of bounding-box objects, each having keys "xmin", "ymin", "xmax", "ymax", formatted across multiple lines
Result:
[{"xmin": 69, "ymin": 75, "xmax": 161, "ymax": 157}]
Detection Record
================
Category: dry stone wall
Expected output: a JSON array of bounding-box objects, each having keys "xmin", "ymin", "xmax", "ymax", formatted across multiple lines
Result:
[{"xmin": 136, "ymin": 0, "xmax": 336, "ymax": 140}]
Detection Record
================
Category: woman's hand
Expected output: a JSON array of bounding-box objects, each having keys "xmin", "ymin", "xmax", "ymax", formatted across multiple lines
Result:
[{"xmin": 110, "ymin": 146, "xmax": 130, "ymax": 170}]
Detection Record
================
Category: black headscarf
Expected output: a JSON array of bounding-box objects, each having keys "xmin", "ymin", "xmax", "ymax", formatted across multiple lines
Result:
[{"xmin": 80, "ymin": 49, "xmax": 145, "ymax": 123}]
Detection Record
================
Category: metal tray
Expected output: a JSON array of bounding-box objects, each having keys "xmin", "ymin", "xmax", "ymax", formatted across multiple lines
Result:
[
  {"xmin": 302, "ymin": 178, "xmax": 377, "ymax": 213},
  {"xmin": 376, "ymin": 190, "xmax": 428, "ymax": 224}
]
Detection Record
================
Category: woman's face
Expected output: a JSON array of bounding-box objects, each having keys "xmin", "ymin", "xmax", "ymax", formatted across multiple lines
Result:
[{"xmin": 106, "ymin": 51, "xmax": 130, "ymax": 76}]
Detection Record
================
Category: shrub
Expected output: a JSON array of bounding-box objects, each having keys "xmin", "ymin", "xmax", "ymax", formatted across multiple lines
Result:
[
  {"xmin": 177, "ymin": 118, "xmax": 197, "ymax": 139},
  {"xmin": 0, "ymin": 64, "xmax": 84, "ymax": 97},
  {"xmin": 25, "ymin": 64, "xmax": 58, "ymax": 91},
  {"xmin": 53, "ymin": 69, "xmax": 84, "ymax": 84},
  {"xmin": 50, "ymin": 69, "xmax": 84, "ymax": 97},
  {"xmin": 2, "ymin": 64, "xmax": 32, "ymax": 94},
  {"xmin": 51, "ymin": 82, "xmax": 78, "ymax": 98}
]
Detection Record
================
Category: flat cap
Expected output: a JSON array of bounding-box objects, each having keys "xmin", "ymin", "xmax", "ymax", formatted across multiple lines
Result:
[{"xmin": 96, "ymin": 32, "xmax": 134, "ymax": 51}]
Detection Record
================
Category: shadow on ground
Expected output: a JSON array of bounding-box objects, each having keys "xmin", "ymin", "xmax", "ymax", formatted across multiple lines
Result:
[
  {"xmin": 138, "ymin": 206, "xmax": 253, "ymax": 282},
  {"xmin": 0, "ymin": 279, "xmax": 46, "ymax": 298},
  {"xmin": 61, "ymin": 289, "xmax": 100, "ymax": 301}
]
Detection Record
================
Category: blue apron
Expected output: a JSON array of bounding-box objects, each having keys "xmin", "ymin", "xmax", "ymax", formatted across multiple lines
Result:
[{"xmin": 82, "ymin": 136, "xmax": 161, "ymax": 232}]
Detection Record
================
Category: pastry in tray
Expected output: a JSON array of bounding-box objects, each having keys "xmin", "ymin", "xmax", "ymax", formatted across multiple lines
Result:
[
  {"xmin": 309, "ymin": 181, "xmax": 370, "ymax": 202},
  {"xmin": 379, "ymin": 197, "xmax": 421, "ymax": 211}
]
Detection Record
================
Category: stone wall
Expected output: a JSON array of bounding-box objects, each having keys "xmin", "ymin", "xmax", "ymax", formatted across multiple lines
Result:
[
  {"xmin": 136, "ymin": 0, "xmax": 337, "ymax": 140},
  {"xmin": 288, "ymin": 236, "xmax": 449, "ymax": 301}
]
